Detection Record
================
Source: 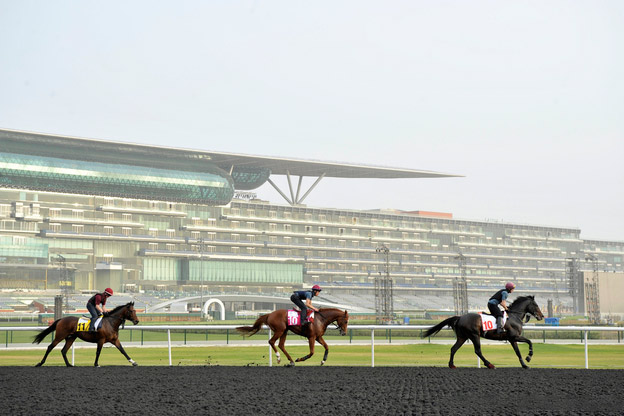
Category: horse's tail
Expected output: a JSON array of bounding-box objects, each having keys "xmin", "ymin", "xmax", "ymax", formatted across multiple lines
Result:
[
  {"xmin": 236, "ymin": 314, "xmax": 270, "ymax": 337},
  {"xmin": 33, "ymin": 319, "xmax": 59, "ymax": 344},
  {"xmin": 423, "ymin": 316, "xmax": 460, "ymax": 338}
]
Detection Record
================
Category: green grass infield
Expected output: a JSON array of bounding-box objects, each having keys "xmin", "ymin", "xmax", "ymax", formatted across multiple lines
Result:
[{"xmin": 2, "ymin": 343, "xmax": 623, "ymax": 368}]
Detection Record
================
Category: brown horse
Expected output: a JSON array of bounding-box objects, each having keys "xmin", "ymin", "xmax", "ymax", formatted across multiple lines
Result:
[
  {"xmin": 33, "ymin": 301, "xmax": 140, "ymax": 367},
  {"xmin": 423, "ymin": 295, "xmax": 544, "ymax": 369},
  {"xmin": 236, "ymin": 307, "xmax": 349, "ymax": 366}
]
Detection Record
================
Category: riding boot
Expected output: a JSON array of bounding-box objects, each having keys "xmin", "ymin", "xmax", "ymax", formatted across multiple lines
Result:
[
  {"xmin": 496, "ymin": 316, "xmax": 504, "ymax": 334},
  {"xmin": 301, "ymin": 321, "xmax": 309, "ymax": 335}
]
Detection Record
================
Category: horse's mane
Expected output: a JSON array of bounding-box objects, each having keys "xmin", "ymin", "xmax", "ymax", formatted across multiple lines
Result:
[
  {"xmin": 509, "ymin": 295, "xmax": 535, "ymax": 308},
  {"xmin": 108, "ymin": 301, "xmax": 134, "ymax": 315}
]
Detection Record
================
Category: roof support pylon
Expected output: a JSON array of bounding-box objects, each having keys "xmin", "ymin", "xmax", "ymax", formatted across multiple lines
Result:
[{"xmin": 266, "ymin": 173, "xmax": 326, "ymax": 206}]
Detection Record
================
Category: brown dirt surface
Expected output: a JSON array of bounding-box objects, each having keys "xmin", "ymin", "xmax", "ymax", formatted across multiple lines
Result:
[{"xmin": 1, "ymin": 366, "xmax": 623, "ymax": 415}]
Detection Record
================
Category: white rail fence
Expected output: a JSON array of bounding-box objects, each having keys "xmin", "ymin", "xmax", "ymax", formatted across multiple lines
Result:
[{"xmin": 2, "ymin": 325, "xmax": 622, "ymax": 369}]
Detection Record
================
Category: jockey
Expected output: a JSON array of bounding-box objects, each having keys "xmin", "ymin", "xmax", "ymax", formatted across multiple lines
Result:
[
  {"xmin": 290, "ymin": 285, "xmax": 321, "ymax": 331},
  {"xmin": 488, "ymin": 282, "xmax": 515, "ymax": 334},
  {"xmin": 87, "ymin": 288, "xmax": 113, "ymax": 331}
]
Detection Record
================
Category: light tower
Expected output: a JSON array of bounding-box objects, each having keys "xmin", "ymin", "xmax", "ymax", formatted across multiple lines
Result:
[
  {"xmin": 374, "ymin": 244, "xmax": 393, "ymax": 324},
  {"xmin": 453, "ymin": 252, "xmax": 468, "ymax": 315}
]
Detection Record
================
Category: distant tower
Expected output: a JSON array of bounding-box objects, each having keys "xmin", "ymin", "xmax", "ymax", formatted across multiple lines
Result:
[
  {"xmin": 375, "ymin": 244, "xmax": 394, "ymax": 324},
  {"xmin": 584, "ymin": 254, "xmax": 600, "ymax": 324},
  {"xmin": 453, "ymin": 252, "xmax": 468, "ymax": 315},
  {"xmin": 565, "ymin": 258, "xmax": 582, "ymax": 314}
]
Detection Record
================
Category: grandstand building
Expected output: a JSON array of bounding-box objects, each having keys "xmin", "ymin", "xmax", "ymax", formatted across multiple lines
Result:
[{"xmin": 1, "ymin": 129, "xmax": 622, "ymax": 315}]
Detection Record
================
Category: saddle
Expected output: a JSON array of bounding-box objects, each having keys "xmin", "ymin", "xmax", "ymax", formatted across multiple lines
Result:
[
  {"xmin": 77, "ymin": 316, "xmax": 103, "ymax": 332},
  {"xmin": 287, "ymin": 309, "xmax": 315, "ymax": 326},
  {"xmin": 478, "ymin": 311, "xmax": 507, "ymax": 332}
]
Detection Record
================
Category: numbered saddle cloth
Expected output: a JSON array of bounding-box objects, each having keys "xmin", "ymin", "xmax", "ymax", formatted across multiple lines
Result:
[
  {"xmin": 287, "ymin": 309, "xmax": 314, "ymax": 326},
  {"xmin": 478, "ymin": 311, "xmax": 507, "ymax": 332},
  {"xmin": 77, "ymin": 316, "xmax": 103, "ymax": 332}
]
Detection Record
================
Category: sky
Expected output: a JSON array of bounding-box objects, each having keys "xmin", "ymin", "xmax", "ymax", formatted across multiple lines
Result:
[{"xmin": 1, "ymin": 1, "xmax": 622, "ymax": 241}]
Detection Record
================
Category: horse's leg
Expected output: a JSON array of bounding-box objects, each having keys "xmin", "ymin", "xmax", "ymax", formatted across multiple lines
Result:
[
  {"xmin": 35, "ymin": 333, "xmax": 65, "ymax": 367},
  {"xmin": 515, "ymin": 335, "xmax": 534, "ymax": 363},
  {"xmin": 60, "ymin": 335, "xmax": 77, "ymax": 367},
  {"xmin": 94, "ymin": 339, "xmax": 105, "ymax": 367},
  {"xmin": 468, "ymin": 334, "xmax": 495, "ymax": 369},
  {"xmin": 113, "ymin": 339, "xmax": 138, "ymax": 366},
  {"xmin": 268, "ymin": 331, "xmax": 282, "ymax": 364},
  {"xmin": 510, "ymin": 336, "xmax": 533, "ymax": 368},
  {"xmin": 448, "ymin": 336, "xmax": 466, "ymax": 369},
  {"xmin": 295, "ymin": 336, "xmax": 316, "ymax": 362},
  {"xmin": 277, "ymin": 331, "xmax": 295, "ymax": 367},
  {"xmin": 316, "ymin": 336, "xmax": 329, "ymax": 366}
]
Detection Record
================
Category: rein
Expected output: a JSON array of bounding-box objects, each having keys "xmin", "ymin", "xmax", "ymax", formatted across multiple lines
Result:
[
  {"xmin": 507, "ymin": 299, "xmax": 535, "ymax": 322},
  {"xmin": 315, "ymin": 310, "xmax": 341, "ymax": 330}
]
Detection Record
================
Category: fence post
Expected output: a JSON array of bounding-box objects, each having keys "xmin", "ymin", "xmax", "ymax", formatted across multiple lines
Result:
[
  {"xmin": 371, "ymin": 329, "xmax": 375, "ymax": 368},
  {"xmin": 584, "ymin": 330, "xmax": 588, "ymax": 369},
  {"xmin": 167, "ymin": 329, "xmax": 172, "ymax": 366}
]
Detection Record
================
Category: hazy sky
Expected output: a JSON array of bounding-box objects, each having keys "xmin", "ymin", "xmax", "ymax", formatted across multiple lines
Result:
[{"xmin": 1, "ymin": 1, "xmax": 622, "ymax": 241}]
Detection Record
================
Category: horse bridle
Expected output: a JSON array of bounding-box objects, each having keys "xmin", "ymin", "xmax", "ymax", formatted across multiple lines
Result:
[{"xmin": 316, "ymin": 310, "xmax": 346, "ymax": 334}]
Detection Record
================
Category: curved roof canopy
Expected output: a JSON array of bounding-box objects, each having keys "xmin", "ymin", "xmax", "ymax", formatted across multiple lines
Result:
[{"xmin": 0, "ymin": 128, "xmax": 461, "ymax": 205}]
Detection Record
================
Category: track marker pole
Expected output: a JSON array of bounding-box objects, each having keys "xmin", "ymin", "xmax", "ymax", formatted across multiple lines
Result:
[{"xmin": 268, "ymin": 328, "xmax": 272, "ymax": 367}]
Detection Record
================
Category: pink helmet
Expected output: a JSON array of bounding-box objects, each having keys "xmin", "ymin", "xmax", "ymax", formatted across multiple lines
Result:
[
  {"xmin": 104, "ymin": 288, "xmax": 114, "ymax": 296},
  {"xmin": 311, "ymin": 285, "xmax": 322, "ymax": 292},
  {"xmin": 505, "ymin": 282, "xmax": 515, "ymax": 291}
]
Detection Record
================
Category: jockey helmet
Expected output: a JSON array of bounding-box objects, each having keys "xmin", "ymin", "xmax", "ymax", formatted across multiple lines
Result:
[
  {"xmin": 505, "ymin": 282, "xmax": 515, "ymax": 291},
  {"xmin": 311, "ymin": 285, "xmax": 322, "ymax": 292},
  {"xmin": 104, "ymin": 288, "xmax": 114, "ymax": 296}
]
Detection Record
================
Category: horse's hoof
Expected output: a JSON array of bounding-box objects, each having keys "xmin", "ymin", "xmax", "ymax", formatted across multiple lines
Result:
[
  {"xmin": 35, "ymin": 363, "xmax": 42, "ymax": 367},
  {"xmin": 522, "ymin": 365, "xmax": 529, "ymax": 369},
  {"xmin": 526, "ymin": 356, "xmax": 532, "ymax": 362},
  {"xmin": 132, "ymin": 362, "xmax": 138, "ymax": 367},
  {"xmin": 487, "ymin": 363, "xmax": 496, "ymax": 369},
  {"xmin": 449, "ymin": 364, "xmax": 456, "ymax": 369},
  {"xmin": 285, "ymin": 362, "xmax": 295, "ymax": 368},
  {"xmin": 320, "ymin": 361, "xmax": 325, "ymax": 366}
]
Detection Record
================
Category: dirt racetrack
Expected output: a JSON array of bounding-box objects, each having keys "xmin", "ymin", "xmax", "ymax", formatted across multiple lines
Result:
[{"xmin": 1, "ymin": 366, "xmax": 623, "ymax": 415}]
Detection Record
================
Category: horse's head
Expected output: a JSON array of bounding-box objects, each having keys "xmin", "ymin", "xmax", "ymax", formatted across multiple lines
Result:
[
  {"xmin": 124, "ymin": 302, "xmax": 139, "ymax": 325},
  {"xmin": 525, "ymin": 296, "xmax": 544, "ymax": 321},
  {"xmin": 336, "ymin": 310, "xmax": 349, "ymax": 336}
]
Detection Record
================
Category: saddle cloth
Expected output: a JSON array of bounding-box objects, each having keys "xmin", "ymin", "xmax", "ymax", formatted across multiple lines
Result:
[
  {"xmin": 77, "ymin": 316, "xmax": 103, "ymax": 332},
  {"xmin": 287, "ymin": 309, "xmax": 314, "ymax": 326},
  {"xmin": 478, "ymin": 311, "xmax": 507, "ymax": 332}
]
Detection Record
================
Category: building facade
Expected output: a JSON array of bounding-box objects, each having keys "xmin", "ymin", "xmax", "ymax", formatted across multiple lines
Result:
[{"xmin": 1, "ymin": 129, "xmax": 622, "ymax": 314}]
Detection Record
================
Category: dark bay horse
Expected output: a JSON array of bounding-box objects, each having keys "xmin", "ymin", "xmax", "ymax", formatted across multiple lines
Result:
[
  {"xmin": 236, "ymin": 308, "xmax": 349, "ymax": 366},
  {"xmin": 33, "ymin": 302, "xmax": 140, "ymax": 367},
  {"xmin": 423, "ymin": 295, "xmax": 544, "ymax": 369}
]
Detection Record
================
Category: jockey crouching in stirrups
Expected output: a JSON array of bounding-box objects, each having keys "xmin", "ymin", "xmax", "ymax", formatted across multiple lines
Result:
[{"xmin": 290, "ymin": 285, "xmax": 321, "ymax": 334}]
